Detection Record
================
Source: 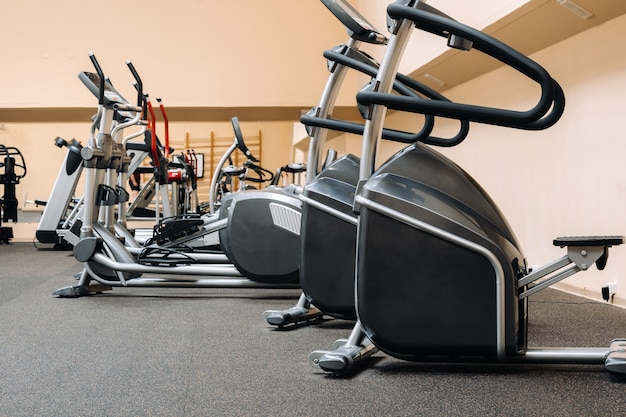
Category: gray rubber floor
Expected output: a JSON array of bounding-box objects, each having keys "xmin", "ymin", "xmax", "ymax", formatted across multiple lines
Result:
[{"xmin": 2, "ymin": 241, "xmax": 626, "ymax": 416}]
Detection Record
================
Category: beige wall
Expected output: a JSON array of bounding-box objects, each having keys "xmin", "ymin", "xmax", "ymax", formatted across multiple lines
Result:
[
  {"xmin": 1, "ymin": 0, "xmax": 352, "ymax": 226},
  {"xmin": 0, "ymin": 0, "xmax": 371, "ymax": 223},
  {"xmin": 0, "ymin": 0, "xmax": 350, "ymax": 108},
  {"xmin": 2, "ymin": 0, "xmax": 626, "ymax": 306},
  {"xmin": 0, "ymin": 0, "xmax": 530, "ymax": 109},
  {"xmin": 449, "ymin": 12, "xmax": 626, "ymax": 305}
]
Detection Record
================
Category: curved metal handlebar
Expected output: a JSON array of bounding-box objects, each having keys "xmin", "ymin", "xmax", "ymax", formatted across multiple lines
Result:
[
  {"xmin": 333, "ymin": 48, "xmax": 470, "ymax": 146},
  {"xmin": 242, "ymin": 161, "xmax": 275, "ymax": 184},
  {"xmin": 88, "ymin": 53, "xmax": 106, "ymax": 106},
  {"xmin": 300, "ymin": 46, "xmax": 470, "ymax": 147},
  {"xmin": 156, "ymin": 98, "xmax": 170, "ymax": 159},
  {"xmin": 230, "ymin": 117, "xmax": 259, "ymax": 163},
  {"xmin": 358, "ymin": 4, "xmax": 564, "ymax": 130},
  {"xmin": 0, "ymin": 145, "xmax": 27, "ymax": 179},
  {"xmin": 126, "ymin": 61, "xmax": 143, "ymax": 108}
]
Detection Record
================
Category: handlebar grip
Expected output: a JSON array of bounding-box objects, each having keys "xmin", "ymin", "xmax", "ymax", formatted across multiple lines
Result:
[
  {"xmin": 377, "ymin": 4, "xmax": 560, "ymax": 129},
  {"xmin": 88, "ymin": 53, "xmax": 104, "ymax": 78},
  {"xmin": 230, "ymin": 117, "xmax": 259, "ymax": 162},
  {"xmin": 518, "ymin": 79, "xmax": 565, "ymax": 131},
  {"xmin": 301, "ymin": 113, "xmax": 470, "ymax": 147},
  {"xmin": 88, "ymin": 53, "xmax": 106, "ymax": 106},
  {"xmin": 146, "ymin": 100, "xmax": 159, "ymax": 168},
  {"xmin": 241, "ymin": 161, "xmax": 275, "ymax": 183},
  {"xmin": 156, "ymin": 98, "xmax": 170, "ymax": 159},
  {"xmin": 302, "ymin": 47, "xmax": 470, "ymax": 147},
  {"xmin": 301, "ymin": 115, "xmax": 425, "ymax": 143},
  {"xmin": 126, "ymin": 61, "xmax": 143, "ymax": 107}
]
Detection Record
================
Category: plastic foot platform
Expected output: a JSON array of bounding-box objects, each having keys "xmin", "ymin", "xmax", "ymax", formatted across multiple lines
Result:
[
  {"xmin": 262, "ymin": 306, "xmax": 324, "ymax": 327},
  {"xmin": 605, "ymin": 339, "xmax": 626, "ymax": 375},
  {"xmin": 53, "ymin": 284, "xmax": 112, "ymax": 298},
  {"xmin": 308, "ymin": 339, "xmax": 378, "ymax": 373}
]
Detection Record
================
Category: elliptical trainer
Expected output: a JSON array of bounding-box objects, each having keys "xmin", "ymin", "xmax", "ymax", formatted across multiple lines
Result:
[
  {"xmin": 53, "ymin": 54, "xmax": 304, "ymax": 296},
  {"xmin": 263, "ymin": 0, "xmax": 469, "ymax": 327}
]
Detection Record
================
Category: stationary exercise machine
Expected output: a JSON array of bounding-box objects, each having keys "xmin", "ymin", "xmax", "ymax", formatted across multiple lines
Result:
[
  {"xmin": 307, "ymin": 0, "xmax": 626, "ymax": 377},
  {"xmin": 262, "ymin": 0, "xmax": 384, "ymax": 325},
  {"xmin": 263, "ymin": 0, "xmax": 468, "ymax": 327},
  {"xmin": 144, "ymin": 115, "xmax": 299, "ymax": 263},
  {"xmin": 53, "ymin": 54, "xmax": 305, "ymax": 296},
  {"xmin": 0, "ymin": 144, "xmax": 27, "ymax": 243},
  {"xmin": 36, "ymin": 68, "xmax": 152, "ymax": 247},
  {"xmin": 35, "ymin": 137, "xmax": 83, "ymax": 247},
  {"xmin": 215, "ymin": 117, "xmax": 303, "ymax": 283},
  {"xmin": 36, "ymin": 67, "xmax": 229, "ymax": 249}
]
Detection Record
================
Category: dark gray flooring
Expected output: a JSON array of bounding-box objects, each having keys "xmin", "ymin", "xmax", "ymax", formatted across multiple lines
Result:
[{"xmin": 2, "ymin": 241, "xmax": 626, "ymax": 416}]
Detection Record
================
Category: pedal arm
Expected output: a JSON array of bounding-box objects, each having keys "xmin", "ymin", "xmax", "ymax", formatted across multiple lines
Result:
[{"xmin": 518, "ymin": 238, "xmax": 622, "ymax": 299}]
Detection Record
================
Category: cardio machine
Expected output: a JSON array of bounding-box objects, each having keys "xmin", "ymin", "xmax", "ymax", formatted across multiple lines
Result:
[
  {"xmin": 0, "ymin": 144, "xmax": 27, "ymax": 243},
  {"xmin": 263, "ymin": 0, "xmax": 468, "ymax": 327},
  {"xmin": 261, "ymin": 0, "xmax": 384, "ymax": 325},
  {"xmin": 307, "ymin": 0, "xmax": 626, "ymax": 377},
  {"xmin": 35, "ymin": 137, "xmax": 84, "ymax": 247},
  {"xmin": 53, "ymin": 54, "xmax": 304, "ymax": 297}
]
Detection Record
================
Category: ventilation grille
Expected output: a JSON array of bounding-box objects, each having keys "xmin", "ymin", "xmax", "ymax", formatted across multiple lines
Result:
[{"xmin": 269, "ymin": 203, "xmax": 301, "ymax": 236}]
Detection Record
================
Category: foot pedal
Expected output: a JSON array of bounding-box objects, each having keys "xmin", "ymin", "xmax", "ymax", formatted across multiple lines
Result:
[
  {"xmin": 308, "ymin": 340, "xmax": 378, "ymax": 373},
  {"xmin": 553, "ymin": 236, "xmax": 624, "ymax": 247},
  {"xmin": 263, "ymin": 306, "xmax": 323, "ymax": 327},
  {"xmin": 53, "ymin": 284, "xmax": 112, "ymax": 298},
  {"xmin": 605, "ymin": 339, "xmax": 626, "ymax": 375},
  {"xmin": 554, "ymin": 236, "xmax": 625, "ymax": 271},
  {"xmin": 310, "ymin": 351, "xmax": 351, "ymax": 372}
]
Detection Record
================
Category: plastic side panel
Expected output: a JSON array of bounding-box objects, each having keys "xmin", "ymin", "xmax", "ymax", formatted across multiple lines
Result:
[
  {"xmin": 316, "ymin": 153, "xmax": 360, "ymax": 186},
  {"xmin": 223, "ymin": 191, "xmax": 301, "ymax": 283},
  {"xmin": 217, "ymin": 197, "xmax": 234, "ymax": 254},
  {"xmin": 300, "ymin": 205, "xmax": 357, "ymax": 318},
  {"xmin": 300, "ymin": 177, "xmax": 358, "ymax": 318},
  {"xmin": 355, "ymin": 171, "xmax": 523, "ymax": 358},
  {"xmin": 357, "ymin": 207, "xmax": 499, "ymax": 356},
  {"xmin": 376, "ymin": 143, "xmax": 520, "ymax": 248},
  {"xmin": 37, "ymin": 153, "xmax": 83, "ymax": 232}
]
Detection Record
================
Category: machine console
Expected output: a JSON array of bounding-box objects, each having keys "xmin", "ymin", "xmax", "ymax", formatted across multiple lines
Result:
[
  {"xmin": 79, "ymin": 71, "xmax": 129, "ymax": 108},
  {"xmin": 321, "ymin": 0, "xmax": 387, "ymax": 44},
  {"xmin": 79, "ymin": 71, "xmax": 135, "ymax": 121}
]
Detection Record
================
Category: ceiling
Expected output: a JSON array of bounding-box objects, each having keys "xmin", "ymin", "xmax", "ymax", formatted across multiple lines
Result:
[{"xmin": 410, "ymin": 0, "xmax": 626, "ymax": 92}]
